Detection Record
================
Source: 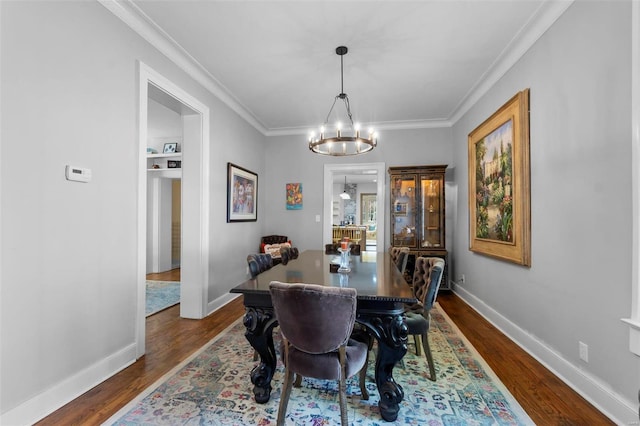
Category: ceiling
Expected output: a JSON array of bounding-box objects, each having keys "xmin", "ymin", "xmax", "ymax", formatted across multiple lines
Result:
[{"xmin": 122, "ymin": 1, "xmax": 569, "ymax": 135}]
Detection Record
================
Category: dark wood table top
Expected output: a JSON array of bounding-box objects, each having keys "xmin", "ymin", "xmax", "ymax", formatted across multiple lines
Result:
[{"xmin": 231, "ymin": 250, "xmax": 416, "ymax": 303}]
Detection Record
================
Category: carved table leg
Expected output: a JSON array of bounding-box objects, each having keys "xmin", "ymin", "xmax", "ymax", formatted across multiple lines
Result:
[
  {"xmin": 357, "ymin": 306, "xmax": 408, "ymax": 422},
  {"xmin": 243, "ymin": 307, "xmax": 278, "ymax": 403}
]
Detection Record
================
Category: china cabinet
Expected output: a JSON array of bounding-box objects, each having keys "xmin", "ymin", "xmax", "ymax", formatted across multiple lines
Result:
[{"xmin": 388, "ymin": 165, "xmax": 449, "ymax": 290}]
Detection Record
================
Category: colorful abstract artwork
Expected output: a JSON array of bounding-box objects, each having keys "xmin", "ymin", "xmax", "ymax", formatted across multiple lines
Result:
[{"xmin": 286, "ymin": 183, "xmax": 302, "ymax": 210}]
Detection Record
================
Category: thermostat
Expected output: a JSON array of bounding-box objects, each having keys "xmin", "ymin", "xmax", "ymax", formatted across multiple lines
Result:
[{"xmin": 65, "ymin": 165, "xmax": 91, "ymax": 183}]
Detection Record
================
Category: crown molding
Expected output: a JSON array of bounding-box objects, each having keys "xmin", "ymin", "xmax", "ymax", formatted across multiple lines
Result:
[
  {"xmin": 99, "ymin": 0, "xmax": 268, "ymax": 134},
  {"xmin": 100, "ymin": 0, "xmax": 573, "ymax": 135},
  {"xmin": 449, "ymin": 0, "xmax": 574, "ymax": 124}
]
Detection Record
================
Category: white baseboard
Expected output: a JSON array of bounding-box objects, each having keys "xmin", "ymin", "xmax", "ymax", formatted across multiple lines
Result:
[
  {"xmin": 207, "ymin": 292, "xmax": 242, "ymax": 317},
  {"xmin": 1, "ymin": 294, "xmax": 242, "ymax": 425},
  {"xmin": 0, "ymin": 343, "xmax": 137, "ymax": 426},
  {"xmin": 452, "ymin": 285, "xmax": 638, "ymax": 425}
]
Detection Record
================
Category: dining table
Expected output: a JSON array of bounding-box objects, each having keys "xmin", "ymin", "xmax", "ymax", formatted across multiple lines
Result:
[{"xmin": 230, "ymin": 249, "xmax": 416, "ymax": 421}]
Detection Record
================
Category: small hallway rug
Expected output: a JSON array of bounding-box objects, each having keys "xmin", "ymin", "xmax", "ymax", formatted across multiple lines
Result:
[
  {"xmin": 146, "ymin": 280, "xmax": 180, "ymax": 317},
  {"xmin": 106, "ymin": 304, "xmax": 533, "ymax": 425}
]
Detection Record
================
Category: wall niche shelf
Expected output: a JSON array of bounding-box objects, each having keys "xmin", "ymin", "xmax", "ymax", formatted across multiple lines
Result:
[{"xmin": 147, "ymin": 152, "xmax": 182, "ymax": 177}]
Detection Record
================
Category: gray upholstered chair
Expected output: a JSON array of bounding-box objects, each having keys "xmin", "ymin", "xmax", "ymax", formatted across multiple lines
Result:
[
  {"xmin": 390, "ymin": 246, "xmax": 410, "ymax": 275},
  {"xmin": 404, "ymin": 257, "xmax": 445, "ymax": 381},
  {"xmin": 269, "ymin": 281, "xmax": 369, "ymax": 426},
  {"xmin": 290, "ymin": 247, "xmax": 299, "ymax": 259},
  {"xmin": 280, "ymin": 246, "xmax": 291, "ymax": 265},
  {"xmin": 247, "ymin": 253, "xmax": 273, "ymax": 278},
  {"xmin": 326, "ymin": 243, "xmax": 361, "ymax": 255},
  {"xmin": 325, "ymin": 243, "xmax": 340, "ymax": 254}
]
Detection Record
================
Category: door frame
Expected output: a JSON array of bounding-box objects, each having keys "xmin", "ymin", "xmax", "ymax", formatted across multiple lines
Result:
[
  {"xmin": 323, "ymin": 162, "xmax": 386, "ymax": 251},
  {"xmin": 137, "ymin": 62, "xmax": 210, "ymax": 357}
]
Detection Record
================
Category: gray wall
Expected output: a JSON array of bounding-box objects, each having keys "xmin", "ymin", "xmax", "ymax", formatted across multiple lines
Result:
[
  {"xmin": 2, "ymin": 0, "xmax": 638, "ymax": 423},
  {"xmin": 0, "ymin": 1, "xmax": 264, "ymax": 420},
  {"xmin": 264, "ymin": 127, "xmax": 453, "ymax": 251},
  {"xmin": 451, "ymin": 1, "xmax": 638, "ymax": 421}
]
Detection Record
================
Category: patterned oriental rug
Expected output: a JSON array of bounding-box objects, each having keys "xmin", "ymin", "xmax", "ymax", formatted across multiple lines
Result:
[
  {"xmin": 146, "ymin": 280, "xmax": 180, "ymax": 317},
  {"xmin": 106, "ymin": 304, "xmax": 533, "ymax": 425}
]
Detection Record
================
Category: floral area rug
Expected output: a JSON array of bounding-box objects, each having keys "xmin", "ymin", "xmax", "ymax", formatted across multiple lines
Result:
[
  {"xmin": 146, "ymin": 280, "xmax": 180, "ymax": 317},
  {"xmin": 106, "ymin": 304, "xmax": 533, "ymax": 425}
]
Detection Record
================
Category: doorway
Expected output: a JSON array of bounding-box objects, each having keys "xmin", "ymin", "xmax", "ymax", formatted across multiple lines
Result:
[
  {"xmin": 323, "ymin": 163, "xmax": 386, "ymax": 251},
  {"xmin": 137, "ymin": 63, "xmax": 211, "ymax": 357}
]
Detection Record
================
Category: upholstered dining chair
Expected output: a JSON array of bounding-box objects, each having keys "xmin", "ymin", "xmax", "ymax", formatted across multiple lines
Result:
[
  {"xmin": 404, "ymin": 256, "xmax": 445, "ymax": 381},
  {"xmin": 290, "ymin": 247, "xmax": 299, "ymax": 259},
  {"xmin": 247, "ymin": 253, "xmax": 274, "ymax": 278},
  {"xmin": 280, "ymin": 246, "xmax": 291, "ymax": 265},
  {"xmin": 269, "ymin": 281, "xmax": 369, "ymax": 426},
  {"xmin": 326, "ymin": 243, "xmax": 361, "ymax": 255},
  {"xmin": 325, "ymin": 243, "xmax": 339, "ymax": 254},
  {"xmin": 390, "ymin": 247, "xmax": 410, "ymax": 275}
]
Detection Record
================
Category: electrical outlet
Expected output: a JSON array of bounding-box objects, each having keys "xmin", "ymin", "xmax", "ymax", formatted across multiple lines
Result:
[
  {"xmin": 579, "ymin": 341, "xmax": 589, "ymax": 362},
  {"xmin": 460, "ymin": 274, "xmax": 465, "ymax": 283}
]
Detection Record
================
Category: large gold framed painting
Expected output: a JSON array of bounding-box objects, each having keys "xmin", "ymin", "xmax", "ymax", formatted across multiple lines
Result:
[{"xmin": 468, "ymin": 89, "xmax": 531, "ymax": 266}]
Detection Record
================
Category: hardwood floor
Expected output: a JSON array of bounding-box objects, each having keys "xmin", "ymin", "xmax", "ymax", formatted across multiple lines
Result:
[
  {"xmin": 145, "ymin": 267, "xmax": 181, "ymax": 282},
  {"xmin": 37, "ymin": 279, "xmax": 613, "ymax": 425},
  {"xmin": 437, "ymin": 292, "xmax": 614, "ymax": 425}
]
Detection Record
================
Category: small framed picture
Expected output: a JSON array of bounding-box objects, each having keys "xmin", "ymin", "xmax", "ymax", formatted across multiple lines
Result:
[
  {"xmin": 167, "ymin": 160, "xmax": 181, "ymax": 169},
  {"xmin": 227, "ymin": 163, "xmax": 258, "ymax": 222},
  {"xmin": 163, "ymin": 142, "xmax": 178, "ymax": 153}
]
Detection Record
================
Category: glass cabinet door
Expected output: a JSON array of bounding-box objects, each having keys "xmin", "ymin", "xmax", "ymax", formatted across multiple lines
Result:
[
  {"xmin": 391, "ymin": 174, "xmax": 417, "ymax": 248},
  {"xmin": 420, "ymin": 174, "xmax": 444, "ymax": 248}
]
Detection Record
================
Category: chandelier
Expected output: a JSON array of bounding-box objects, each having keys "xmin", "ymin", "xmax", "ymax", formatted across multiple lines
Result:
[{"xmin": 308, "ymin": 46, "xmax": 377, "ymax": 156}]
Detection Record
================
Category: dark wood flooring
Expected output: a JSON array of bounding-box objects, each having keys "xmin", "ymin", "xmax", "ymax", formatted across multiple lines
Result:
[{"xmin": 36, "ymin": 271, "xmax": 613, "ymax": 425}]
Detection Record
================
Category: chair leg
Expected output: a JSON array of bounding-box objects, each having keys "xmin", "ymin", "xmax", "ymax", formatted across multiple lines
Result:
[
  {"xmin": 294, "ymin": 373, "xmax": 302, "ymax": 387},
  {"xmin": 338, "ymin": 346, "xmax": 348, "ymax": 426},
  {"xmin": 414, "ymin": 334, "xmax": 422, "ymax": 356},
  {"xmin": 277, "ymin": 366, "xmax": 294, "ymax": 426},
  {"xmin": 339, "ymin": 374, "xmax": 348, "ymax": 426},
  {"xmin": 422, "ymin": 332, "xmax": 436, "ymax": 381},
  {"xmin": 358, "ymin": 362, "xmax": 369, "ymax": 400},
  {"xmin": 253, "ymin": 349, "xmax": 258, "ymax": 361}
]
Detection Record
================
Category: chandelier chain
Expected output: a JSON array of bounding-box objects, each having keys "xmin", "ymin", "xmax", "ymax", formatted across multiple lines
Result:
[{"xmin": 324, "ymin": 95, "xmax": 354, "ymax": 128}]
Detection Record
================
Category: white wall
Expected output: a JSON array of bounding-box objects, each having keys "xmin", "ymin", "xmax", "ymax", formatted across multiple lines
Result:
[
  {"xmin": 0, "ymin": 1, "xmax": 265, "ymax": 423},
  {"xmin": 264, "ymin": 127, "xmax": 453, "ymax": 251},
  {"xmin": 451, "ymin": 1, "xmax": 638, "ymax": 422}
]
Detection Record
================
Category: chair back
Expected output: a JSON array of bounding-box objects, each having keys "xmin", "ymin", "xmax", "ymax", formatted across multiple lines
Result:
[
  {"xmin": 325, "ymin": 243, "xmax": 339, "ymax": 254},
  {"xmin": 247, "ymin": 253, "xmax": 273, "ymax": 278},
  {"xmin": 290, "ymin": 247, "xmax": 299, "ymax": 259},
  {"xmin": 280, "ymin": 246, "xmax": 291, "ymax": 265},
  {"xmin": 412, "ymin": 257, "xmax": 445, "ymax": 312},
  {"xmin": 390, "ymin": 247, "xmax": 409, "ymax": 273},
  {"xmin": 396, "ymin": 249, "xmax": 409, "ymax": 274},
  {"xmin": 390, "ymin": 246, "xmax": 408, "ymax": 264},
  {"xmin": 270, "ymin": 282, "xmax": 357, "ymax": 354},
  {"xmin": 389, "ymin": 246, "xmax": 401, "ymax": 264}
]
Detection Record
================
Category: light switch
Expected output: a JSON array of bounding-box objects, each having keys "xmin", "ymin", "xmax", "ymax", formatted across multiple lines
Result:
[{"xmin": 315, "ymin": 215, "xmax": 321, "ymax": 222}]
